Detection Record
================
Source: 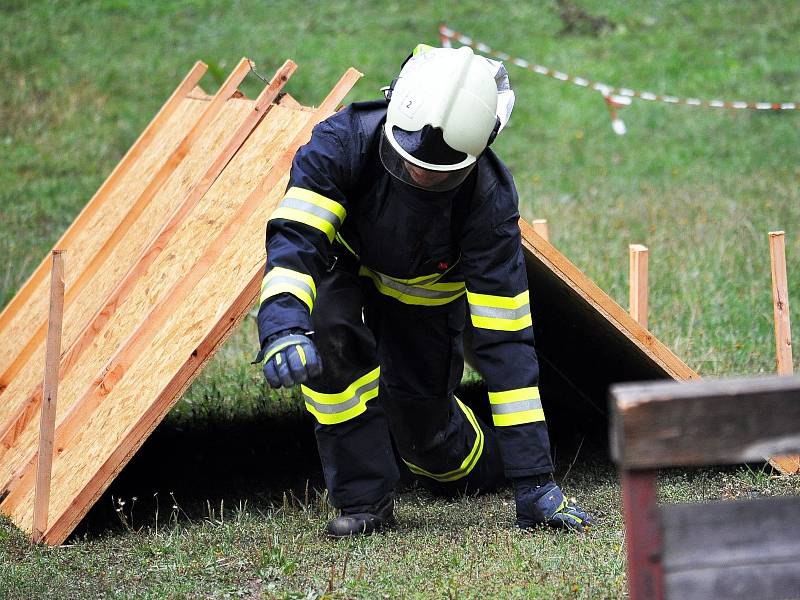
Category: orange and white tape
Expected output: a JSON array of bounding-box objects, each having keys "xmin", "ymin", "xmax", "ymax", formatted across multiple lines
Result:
[{"xmin": 439, "ymin": 24, "xmax": 798, "ymax": 134}]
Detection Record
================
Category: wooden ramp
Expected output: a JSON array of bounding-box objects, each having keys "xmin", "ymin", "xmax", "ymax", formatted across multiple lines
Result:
[
  {"xmin": 517, "ymin": 221, "xmax": 698, "ymax": 441},
  {"xmin": 0, "ymin": 58, "xmax": 362, "ymax": 544}
]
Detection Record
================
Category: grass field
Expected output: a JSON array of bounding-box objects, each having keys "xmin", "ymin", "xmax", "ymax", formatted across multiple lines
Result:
[{"xmin": 2, "ymin": 1, "xmax": 800, "ymax": 598}]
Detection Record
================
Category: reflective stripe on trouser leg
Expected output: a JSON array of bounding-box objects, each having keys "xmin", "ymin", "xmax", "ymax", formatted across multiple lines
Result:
[
  {"xmin": 308, "ymin": 257, "xmax": 399, "ymax": 509},
  {"xmin": 364, "ymin": 296, "xmax": 503, "ymax": 490},
  {"xmin": 402, "ymin": 398, "xmax": 484, "ymax": 482},
  {"xmin": 488, "ymin": 386, "xmax": 545, "ymax": 427},
  {"xmin": 301, "ymin": 367, "xmax": 380, "ymax": 425}
]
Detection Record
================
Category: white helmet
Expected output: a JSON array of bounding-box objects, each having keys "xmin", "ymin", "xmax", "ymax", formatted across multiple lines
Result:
[{"xmin": 380, "ymin": 45, "xmax": 515, "ymax": 191}]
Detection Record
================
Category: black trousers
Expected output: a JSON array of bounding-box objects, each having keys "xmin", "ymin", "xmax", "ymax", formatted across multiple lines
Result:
[{"xmin": 306, "ymin": 254, "xmax": 547, "ymax": 510}]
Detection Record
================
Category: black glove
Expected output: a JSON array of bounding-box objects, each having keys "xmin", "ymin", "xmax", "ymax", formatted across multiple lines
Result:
[{"xmin": 259, "ymin": 329, "xmax": 323, "ymax": 389}]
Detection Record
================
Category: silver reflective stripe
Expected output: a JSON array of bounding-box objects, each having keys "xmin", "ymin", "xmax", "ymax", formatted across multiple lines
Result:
[
  {"xmin": 469, "ymin": 303, "xmax": 530, "ymax": 320},
  {"xmin": 281, "ymin": 197, "xmax": 343, "ymax": 229},
  {"xmin": 263, "ymin": 275, "xmax": 315, "ymax": 301},
  {"xmin": 369, "ymin": 270, "xmax": 461, "ymax": 300},
  {"xmin": 303, "ymin": 377, "xmax": 380, "ymax": 415},
  {"xmin": 490, "ymin": 398, "xmax": 542, "ymax": 415}
]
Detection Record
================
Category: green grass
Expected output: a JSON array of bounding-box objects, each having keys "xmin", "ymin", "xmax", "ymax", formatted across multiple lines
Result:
[
  {"xmin": 2, "ymin": 465, "xmax": 799, "ymax": 599},
  {"xmin": 2, "ymin": 1, "xmax": 800, "ymax": 598}
]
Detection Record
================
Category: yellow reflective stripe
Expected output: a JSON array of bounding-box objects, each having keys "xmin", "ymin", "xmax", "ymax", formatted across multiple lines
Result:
[
  {"xmin": 467, "ymin": 290, "xmax": 529, "ymax": 310},
  {"xmin": 360, "ymin": 267, "xmax": 466, "ymax": 306},
  {"xmin": 335, "ymin": 232, "xmax": 359, "ymax": 258},
  {"xmin": 488, "ymin": 386, "xmax": 540, "ymax": 404},
  {"xmin": 467, "ymin": 289, "xmax": 532, "ymax": 331},
  {"xmin": 471, "ymin": 313, "xmax": 532, "ymax": 331},
  {"xmin": 403, "ymin": 398, "xmax": 484, "ymax": 482},
  {"xmin": 492, "ymin": 408, "xmax": 545, "ymax": 427},
  {"xmin": 301, "ymin": 367, "xmax": 380, "ymax": 425},
  {"xmin": 260, "ymin": 267, "xmax": 316, "ymax": 312},
  {"xmin": 296, "ymin": 345, "xmax": 306, "ymax": 366},
  {"xmin": 286, "ymin": 187, "xmax": 347, "ymax": 221},
  {"xmin": 490, "ymin": 386, "xmax": 545, "ymax": 426},
  {"xmin": 269, "ymin": 186, "xmax": 346, "ymax": 243},
  {"xmin": 270, "ymin": 206, "xmax": 337, "ymax": 242}
]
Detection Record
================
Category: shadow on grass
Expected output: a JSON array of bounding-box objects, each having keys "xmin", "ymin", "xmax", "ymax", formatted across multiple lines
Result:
[{"xmin": 74, "ymin": 382, "xmax": 613, "ymax": 540}]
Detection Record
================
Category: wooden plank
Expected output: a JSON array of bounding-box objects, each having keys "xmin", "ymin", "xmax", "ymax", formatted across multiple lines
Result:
[
  {"xmin": 0, "ymin": 60, "xmax": 296, "ymax": 465},
  {"xmin": 621, "ymin": 470, "xmax": 664, "ymax": 600},
  {"xmin": 31, "ymin": 252, "xmax": 65, "ymax": 543},
  {"xmin": 767, "ymin": 231, "xmax": 799, "ymax": 474},
  {"xmin": 610, "ymin": 375, "xmax": 800, "ymax": 468},
  {"xmin": 518, "ymin": 221, "xmax": 696, "ymax": 440},
  {"xmin": 662, "ymin": 496, "xmax": 800, "ymax": 600},
  {"xmin": 629, "ymin": 244, "xmax": 648, "ymax": 328},
  {"xmin": 0, "ymin": 62, "xmax": 207, "ymax": 378},
  {"xmin": 1, "ymin": 68, "xmax": 362, "ymax": 542},
  {"xmin": 0, "ymin": 59, "xmax": 251, "ymax": 398}
]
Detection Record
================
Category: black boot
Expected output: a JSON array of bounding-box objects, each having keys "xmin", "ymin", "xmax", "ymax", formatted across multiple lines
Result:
[{"xmin": 325, "ymin": 494, "xmax": 395, "ymax": 538}]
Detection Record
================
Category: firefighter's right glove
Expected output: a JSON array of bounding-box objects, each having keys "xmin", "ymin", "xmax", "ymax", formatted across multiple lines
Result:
[
  {"xmin": 515, "ymin": 480, "xmax": 593, "ymax": 532},
  {"xmin": 260, "ymin": 329, "xmax": 322, "ymax": 389}
]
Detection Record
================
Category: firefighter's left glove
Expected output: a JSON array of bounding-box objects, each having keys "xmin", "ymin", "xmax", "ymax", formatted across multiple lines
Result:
[
  {"xmin": 515, "ymin": 480, "xmax": 593, "ymax": 532},
  {"xmin": 260, "ymin": 329, "xmax": 322, "ymax": 389}
]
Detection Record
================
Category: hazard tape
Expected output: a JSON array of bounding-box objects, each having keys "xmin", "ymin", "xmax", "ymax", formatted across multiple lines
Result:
[{"xmin": 439, "ymin": 24, "xmax": 798, "ymax": 114}]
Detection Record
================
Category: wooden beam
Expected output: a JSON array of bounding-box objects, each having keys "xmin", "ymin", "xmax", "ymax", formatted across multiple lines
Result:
[
  {"xmin": 621, "ymin": 469, "xmax": 664, "ymax": 600},
  {"xmin": 31, "ymin": 252, "xmax": 65, "ymax": 543},
  {"xmin": 610, "ymin": 375, "xmax": 800, "ymax": 469},
  {"xmin": 767, "ymin": 231, "xmax": 799, "ymax": 474},
  {"xmin": 629, "ymin": 244, "xmax": 648, "ymax": 328},
  {"xmin": 0, "ymin": 62, "xmax": 207, "ymax": 384},
  {"xmin": 531, "ymin": 219, "xmax": 549, "ymax": 243},
  {"xmin": 3, "ymin": 68, "xmax": 363, "ymax": 543},
  {"xmin": 0, "ymin": 59, "xmax": 251, "ymax": 399},
  {"xmin": 0, "ymin": 60, "xmax": 297, "ymax": 464}
]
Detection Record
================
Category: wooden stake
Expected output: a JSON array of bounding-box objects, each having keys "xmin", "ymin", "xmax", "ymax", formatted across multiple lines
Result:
[
  {"xmin": 768, "ymin": 231, "xmax": 799, "ymax": 474},
  {"xmin": 532, "ymin": 219, "xmax": 549, "ymax": 243},
  {"xmin": 629, "ymin": 244, "xmax": 649, "ymax": 328},
  {"xmin": 32, "ymin": 251, "xmax": 65, "ymax": 543},
  {"xmin": 770, "ymin": 232, "xmax": 794, "ymax": 374}
]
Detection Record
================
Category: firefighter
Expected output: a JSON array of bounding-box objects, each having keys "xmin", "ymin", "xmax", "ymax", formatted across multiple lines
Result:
[{"xmin": 254, "ymin": 45, "xmax": 593, "ymax": 537}]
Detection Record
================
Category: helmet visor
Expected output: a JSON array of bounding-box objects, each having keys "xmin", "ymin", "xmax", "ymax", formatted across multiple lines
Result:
[{"xmin": 379, "ymin": 132, "xmax": 475, "ymax": 192}]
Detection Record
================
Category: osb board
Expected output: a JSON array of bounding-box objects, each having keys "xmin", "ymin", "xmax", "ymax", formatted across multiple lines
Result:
[
  {"xmin": 518, "ymin": 223, "xmax": 698, "ymax": 440},
  {"xmin": 4, "ymin": 105, "xmax": 315, "ymax": 537},
  {"xmin": 0, "ymin": 97, "xmax": 208, "ymax": 382},
  {"xmin": 0, "ymin": 97, "xmax": 259, "ymax": 489}
]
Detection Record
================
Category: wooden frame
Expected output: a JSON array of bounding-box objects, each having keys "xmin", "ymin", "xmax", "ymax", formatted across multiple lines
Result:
[
  {"xmin": 611, "ymin": 375, "xmax": 800, "ymax": 600},
  {"xmin": 0, "ymin": 58, "xmax": 362, "ymax": 544}
]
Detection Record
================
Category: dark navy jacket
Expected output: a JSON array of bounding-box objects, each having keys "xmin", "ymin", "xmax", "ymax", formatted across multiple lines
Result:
[{"xmin": 257, "ymin": 100, "xmax": 541, "ymax": 400}]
